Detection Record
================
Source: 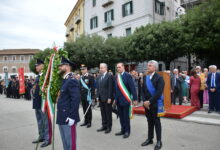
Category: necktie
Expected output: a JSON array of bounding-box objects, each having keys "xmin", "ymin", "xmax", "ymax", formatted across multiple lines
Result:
[{"xmin": 211, "ymin": 73, "xmax": 215, "ymax": 87}]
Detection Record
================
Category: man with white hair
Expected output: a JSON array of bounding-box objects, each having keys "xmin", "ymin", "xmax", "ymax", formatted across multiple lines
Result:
[
  {"xmin": 206, "ymin": 65, "xmax": 220, "ymax": 113},
  {"xmin": 141, "ymin": 60, "xmax": 164, "ymax": 150},
  {"xmin": 96, "ymin": 63, "xmax": 114, "ymax": 134},
  {"xmin": 171, "ymin": 69, "xmax": 183, "ymax": 105}
]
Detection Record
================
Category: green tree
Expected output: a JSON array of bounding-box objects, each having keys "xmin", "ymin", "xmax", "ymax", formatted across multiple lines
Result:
[{"xmin": 29, "ymin": 48, "xmax": 51, "ymax": 73}]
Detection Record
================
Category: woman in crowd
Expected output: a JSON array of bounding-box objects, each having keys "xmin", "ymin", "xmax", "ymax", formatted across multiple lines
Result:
[
  {"xmin": 181, "ymin": 71, "xmax": 190, "ymax": 104},
  {"xmin": 189, "ymin": 69, "xmax": 201, "ymax": 109},
  {"xmin": 203, "ymin": 68, "xmax": 209, "ymax": 105}
]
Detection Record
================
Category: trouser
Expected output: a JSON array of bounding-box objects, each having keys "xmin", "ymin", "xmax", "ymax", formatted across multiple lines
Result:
[
  {"xmin": 145, "ymin": 107, "xmax": 162, "ymax": 141},
  {"xmin": 172, "ymin": 87, "xmax": 182, "ymax": 105},
  {"xmin": 35, "ymin": 109, "xmax": 49, "ymax": 142},
  {"xmin": 118, "ymin": 105, "xmax": 130, "ymax": 134},
  {"xmin": 209, "ymin": 91, "xmax": 220, "ymax": 111},
  {"xmin": 59, "ymin": 124, "xmax": 77, "ymax": 150},
  {"xmin": 82, "ymin": 99, "xmax": 92, "ymax": 124},
  {"xmin": 199, "ymin": 90, "xmax": 204, "ymax": 108},
  {"xmin": 100, "ymin": 100, "xmax": 112, "ymax": 129}
]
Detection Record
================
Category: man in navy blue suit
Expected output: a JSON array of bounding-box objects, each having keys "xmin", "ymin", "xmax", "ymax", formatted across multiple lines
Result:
[
  {"xmin": 57, "ymin": 56, "xmax": 80, "ymax": 150},
  {"xmin": 114, "ymin": 62, "xmax": 137, "ymax": 138},
  {"xmin": 206, "ymin": 65, "xmax": 220, "ymax": 114},
  {"xmin": 32, "ymin": 59, "xmax": 50, "ymax": 147}
]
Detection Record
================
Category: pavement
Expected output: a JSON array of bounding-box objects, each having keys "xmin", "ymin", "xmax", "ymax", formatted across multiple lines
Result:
[{"xmin": 0, "ymin": 95, "xmax": 220, "ymax": 150}]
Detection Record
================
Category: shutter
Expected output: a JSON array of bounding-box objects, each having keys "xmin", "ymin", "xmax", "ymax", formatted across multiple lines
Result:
[
  {"xmin": 105, "ymin": 12, "xmax": 107, "ymax": 22},
  {"xmin": 90, "ymin": 18, "xmax": 92, "ymax": 29},
  {"xmin": 96, "ymin": 16, "xmax": 98, "ymax": 27},
  {"xmin": 111, "ymin": 9, "xmax": 114, "ymax": 20},
  {"xmin": 122, "ymin": 4, "xmax": 125, "ymax": 17},
  {"xmin": 130, "ymin": 1, "xmax": 133, "ymax": 14}
]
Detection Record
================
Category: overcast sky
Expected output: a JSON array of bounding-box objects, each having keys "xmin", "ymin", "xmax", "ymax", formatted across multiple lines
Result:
[{"xmin": 0, "ymin": 0, "xmax": 77, "ymax": 50}]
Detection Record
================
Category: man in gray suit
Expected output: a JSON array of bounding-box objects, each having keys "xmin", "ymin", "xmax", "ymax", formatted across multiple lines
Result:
[
  {"xmin": 171, "ymin": 69, "xmax": 183, "ymax": 105},
  {"xmin": 96, "ymin": 63, "xmax": 114, "ymax": 134}
]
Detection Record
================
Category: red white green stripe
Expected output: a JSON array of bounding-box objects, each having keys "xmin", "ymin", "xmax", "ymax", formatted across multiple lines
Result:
[{"xmin": 117, "ymin": 74, "xmax": 134, "ymax": 119}]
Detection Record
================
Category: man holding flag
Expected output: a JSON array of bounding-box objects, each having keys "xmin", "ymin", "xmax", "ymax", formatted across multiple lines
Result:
[
  {"xmin": 114, "ymin": 62, "xmax": 137, "ymax": 139},
  {"xmin": 32, "ymin": 59, "xmax": 50, "ymax": 148},
  {"xmin": 141, "ymin": 60, "xmax": 164, "ymax": 150},
  {"xmin": 57, "ymin": 56, "xmax": 80, "ymax": 150}
]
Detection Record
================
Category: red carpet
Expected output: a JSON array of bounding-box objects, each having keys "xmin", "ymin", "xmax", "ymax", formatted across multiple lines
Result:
[{"xmin": 133, "ymin": 105, "xmax": 198, "ymax": 119}]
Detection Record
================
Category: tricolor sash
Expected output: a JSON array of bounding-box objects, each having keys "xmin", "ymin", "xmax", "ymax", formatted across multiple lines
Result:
[
  {"xmin": 80, "ymin": 78, "xmax": 92, "ymax": 104},
  {"xmin": 117, "ymin": 74, "xmax": 134, "ymax": 119},
  {"xmin": 146, "ymin": 75, "xmax": 165, "ymax": 117}
]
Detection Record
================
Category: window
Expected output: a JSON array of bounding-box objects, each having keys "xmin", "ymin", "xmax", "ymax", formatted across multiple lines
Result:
[
  {"xmin": 12, "ymin": 67, "xmax": 17, "ymax": 73},
  {"xmin": 159, "ymin": 64, "xmax": 162, "ymax": 71},
  {"xmin": 3, "ymin": 66, "xmax": 8, "ymax": 73},
  {"xmin": 155, "ymin": 0, "xmax": 165, "ymax": 15},
  {"xmin": 105, "ymin": 9, "xmax": 114, "ymax": 23},
  {"xmin": 92, "ymin": 0, "xmax": 96, "ymax": 7},
  {"xmin": 126, "ymin": 28, "xmax": 132, "ymax": 36},
  {"xmin": 12, "ymin": 55, "xmax": 16, "ymax": 61},
  {"xmin": 29, "ymin": 55, "xmax": 33, "ymax": 60},
  {"xmin": 122, "ymin": 1, "xmax": 133, "ymax": 17},
  {"xmin": 20, "ymin": 55, "xmax": 25, "ymax": 61},
  {"xmin": 3, "ymin": 56, "xmax": 8, "ymax": 61},
  {"xmin": 90, "ymin": 16, "xmax": 98, "ymax": 29},
  {"xmin": 107, "ymin": 33, "xmax": 112, "ymax": 38}
]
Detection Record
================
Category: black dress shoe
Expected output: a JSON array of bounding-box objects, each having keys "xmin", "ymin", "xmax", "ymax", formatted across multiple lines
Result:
[
  {"xmin": 208, "ymin": 110, "xmax": 213, "ymax": 113},
  {"xmin": 123, "ymin": 132, "xmax": 130, "ymax": 138},
  {"xmin": 154, "ymin": 141, "xmax": 162, "ymax": 150},
  {"xmin": 115, "ymin": 131, "xmax": 124, "ymax": 136},
  {"xmin": 97, "ymin": 127, "xmax": 106, "ymax": 132},
  {"xmin": 80, "ymin": 122, "xmax": 87, "ymax": 126},
  {"xmin": 40, "ymin": 142, "xmax": 50, "ymax": 148},
  {"xmin": 32, "ymin": 139, "xmax": 44, "ymax": 144},
  {"xmin": 105, "ymin": 128, "xmax": 111, "ymax": 134},
  {"xmin": 141, "ymin": 139, "xmax": 153, "ymax": 146},
  {"xmin": 87, "ymin": 123, "xmax": 91, "ymax": 128}
]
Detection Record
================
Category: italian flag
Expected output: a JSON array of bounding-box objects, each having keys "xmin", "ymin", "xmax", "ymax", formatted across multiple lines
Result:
[
  {"xmin": 117, "ymin": 74, "xmax": 134, "ymax": 119},
  {"xmin": 41, "ymin": 54, "xmax": 56, "ymax": 144}
]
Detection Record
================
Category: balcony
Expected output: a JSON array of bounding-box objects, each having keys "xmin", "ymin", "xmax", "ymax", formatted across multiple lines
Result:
[
  {"xmin": 103, "ymin": 21, "xmax": 114, "ymax": 31},
  {"xmin": 180, "ymin": 0, "xmax": 202, "ymax": 8},
  {"xmin": 75, "ymin": 15, "xmax": 81, "ymax": 24},
  {"xmin": 102, "ymin": 0, "xmax": 114, "ymax": 7},
  {"xmin": 65, "ymin": 32, "xmax": 70, "ymax": 37}
]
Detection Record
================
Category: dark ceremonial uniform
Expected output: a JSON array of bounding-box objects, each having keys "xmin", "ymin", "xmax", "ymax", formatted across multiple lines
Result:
[
  {"xmin": 80, "ymin": 65, "xmax": 95, "ymax": 127},
  {"xmin": 32, "ymin": 59, "xmax": 50, "ymax": 147},
  {"xmin": 57, "ymin": 57, "xmax": 80, "ymax": 150}
]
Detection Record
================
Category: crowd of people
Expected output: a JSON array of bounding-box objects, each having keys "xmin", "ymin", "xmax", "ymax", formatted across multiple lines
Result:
[
  {"xmin": 0, "ymin": 76, "xmax": 35, "ymax": 100},
  {"xmin": 1, "ymin": 58, "xmax": 219, "ymax": 150}
]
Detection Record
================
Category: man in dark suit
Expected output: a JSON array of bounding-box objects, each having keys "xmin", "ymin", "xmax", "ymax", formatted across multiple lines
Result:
[
  {"xmin": 32, "ymin": 59, "xmax": 50, "ymax": 148},
  {"xmin": 141, "ymin": 60, "xmax": 164, "ymax": 150},
  {"xmin": 80, "ymin": 64, "xmax": 95, "ymax": 128},
  {"xmin": 171, "ymin": 69, "xmax": 183, "ymax": 105},
  {"xmin": 96, "ymin": 63, "xmax": 114, "ymax": 134},
  {"xmin": 57, "ymin": 56, "xmax": 80, "ymax": 150},
  {"xmin": 206, "ymin": 65, "xmax": 220, "ymax": 113},
  {"xmin": 114, "ymin": 62, "xmax": 137, "ymax": 139}
]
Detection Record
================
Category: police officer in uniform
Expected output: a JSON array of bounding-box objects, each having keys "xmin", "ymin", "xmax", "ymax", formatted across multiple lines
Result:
[
  {"xmin": 80, "ymin": 64, "xmax": 95, "ymax": 128},
  {"xmin": 32, "ymin": 59, "xmax": 50, "ymax": 148},
  {"xmin": 57, "ymin": 56, "xmax": 80, "ymax": 150}
]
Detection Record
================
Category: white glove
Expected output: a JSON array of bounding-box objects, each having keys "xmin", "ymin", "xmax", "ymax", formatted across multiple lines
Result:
[{"xmin": 66, "ymin": 117, "xmax": 75, "ymax": 126}]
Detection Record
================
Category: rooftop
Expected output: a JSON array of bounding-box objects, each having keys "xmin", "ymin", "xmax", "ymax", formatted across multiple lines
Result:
[{"xmin": 0, "ymin": 49, "xmax": 41, "ymax": 55}]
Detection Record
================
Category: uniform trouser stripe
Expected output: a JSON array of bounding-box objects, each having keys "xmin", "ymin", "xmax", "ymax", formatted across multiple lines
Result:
[
  {"xmin": 71, "ymin": 125, "xmax": 76, "ymax": 150},
  {"xmin": 59, "ymin": 124, "xmax": 77, "ymax": 150}
]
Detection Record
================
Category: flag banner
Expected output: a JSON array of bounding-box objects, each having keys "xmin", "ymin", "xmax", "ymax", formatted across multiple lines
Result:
[{"xmin": 18, "ymin": 68, "xmax": 25, "ymax": 94}]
